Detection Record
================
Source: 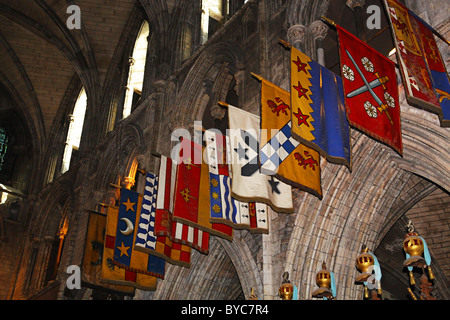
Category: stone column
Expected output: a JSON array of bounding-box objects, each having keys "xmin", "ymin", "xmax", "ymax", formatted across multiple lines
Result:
[
  {"xmin": 346, "ymin": 0, "xmax": 367, "ymax": 42},
  {"xmin": 287, "ymin": 24, "xmax": 310, "ymax": 52},
  {"xmin": 309, "ymin": 20, "xmax": 329, "ymax": 66}
]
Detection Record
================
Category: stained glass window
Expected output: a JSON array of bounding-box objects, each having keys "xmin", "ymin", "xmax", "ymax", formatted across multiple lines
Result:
[{"xmin": 0, "ymin": 128, "xmax": 8, "ymax": 172}]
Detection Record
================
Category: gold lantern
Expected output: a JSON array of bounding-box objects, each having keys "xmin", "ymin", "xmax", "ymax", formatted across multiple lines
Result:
[
  {"xmin": 403, "ymin": 222, "xmax": 434, "ymax": 286},
  {"xmin": 355, "ymin": 245, "xmax": 374, "ymax": 283},
  {"xmin": 278, "ymin": 271, "xmax": 294, "ymax": 300},
  {"xmin": 355, "ymin": 245, "xmax": 382, "ymax": 299},
  {"xmin": 312, "ymin": 262, "xmax": 335, "ymax": 300}
]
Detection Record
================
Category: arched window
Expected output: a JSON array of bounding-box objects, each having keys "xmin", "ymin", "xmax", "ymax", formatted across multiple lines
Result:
[
  {"xmin": 201, "ymin": 0, "xmax": 224, "ymax": 44},
  {"xmin": 123, "ymin": 21, "xmax": 150, "ymax": 119},
  {"xmin": 0, "ymin": 128, "xmax": 8, "ymax": 172},
  {"xmin": 201, "ymin": 1, "xmax": 247, "ymax": 44},
  {"xmin": 61, "ymin": 87, "xmax": 87, "ymax": 173}
]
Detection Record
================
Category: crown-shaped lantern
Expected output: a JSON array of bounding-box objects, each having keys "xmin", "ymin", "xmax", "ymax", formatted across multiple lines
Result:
[
  {"xmin": 312, "ymin": 262, "xmax": 336, "ymax": 300},
  {"xmin": 403, "ymin": 221, "xmax": 434, "ymax": 286},
  {"xmin": 355, "ymin": 245, "xmax": 382, "ymax": 299},
  {"xmin": 278, "ymin": 271, "xmax": 294, "ymax": 300}
]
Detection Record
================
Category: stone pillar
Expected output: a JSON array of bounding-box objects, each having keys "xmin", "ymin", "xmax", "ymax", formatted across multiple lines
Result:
[
  {"xmin": 346, "ymin": 0, "xmax": 367, "ymax": 42},
  {"xmin": 287, "ymin": 24, "xmax": 310, "ymax": 52},
  {"xmin": 309, "ymin": 20, "xmax": 328, "ymax": 66}
]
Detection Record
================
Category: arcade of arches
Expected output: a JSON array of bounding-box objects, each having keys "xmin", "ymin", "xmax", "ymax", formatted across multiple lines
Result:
[{"xmin": 0, "ymin": 0, "xmax": 448, "ymax": 300}]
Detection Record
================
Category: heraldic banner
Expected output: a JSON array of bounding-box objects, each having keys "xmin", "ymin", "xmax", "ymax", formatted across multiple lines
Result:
[
  {"xmin": 227, "ymin": 103, "xmax": 294, "ymax": 213},
  {"xmin": 81, "ymin": 210, "xmax": 135, "ymax": 295},
  {"xmin": 257, "ymin": 76, "xmax": 323, "ymax": 199},
  {"xmin": 337, "ymin": 25, "xmax": 403, "ymax": 155},
  {"xmin": 153, "ymin": 155, "xmax": 192, "ymax": 267},
  {"xmin": 100, "ymin": 188, "xmax": 165, "ymax": 291},
  {"xmin": 134, "ymin": 172, "xmax": 191, "ymax": 267},
  {"xmin": 384, "ymin": 0, "xmax": 450, "ymax": 127},
  {"xmin": 204, "ymin": 130, "xmax": 269, "ymax": 233},
  {"xmin": 288, "ymin": 47, "xmax": 351, "ymax": 170}
]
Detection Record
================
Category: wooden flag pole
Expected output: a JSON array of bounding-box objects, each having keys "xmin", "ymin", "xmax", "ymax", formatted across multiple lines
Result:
[
  {"xmin": 250, "ymin": 72, "xmax": 263, "ymax": 81},
  {"xmin": 278, "ymin": 38, "xmax": 292, "ymax": 49},
  {"xmin": 217, "ymin": 101, "xmax": 229, "ymax": 108}
]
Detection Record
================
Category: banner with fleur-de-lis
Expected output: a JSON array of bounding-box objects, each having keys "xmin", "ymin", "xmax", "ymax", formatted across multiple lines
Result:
[
  {"xmin": 171, "ymin": 137, "xmax": 233, "ymax": 254},
  {"xmin": 337, "ymin": 25, "xmax": 403, "ymax": 155}
]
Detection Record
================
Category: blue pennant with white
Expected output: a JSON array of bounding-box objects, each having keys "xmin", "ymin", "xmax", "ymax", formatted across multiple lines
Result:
[{"xmin": 135, "ymin": 172, "xmax": 159, "ymax": 251}]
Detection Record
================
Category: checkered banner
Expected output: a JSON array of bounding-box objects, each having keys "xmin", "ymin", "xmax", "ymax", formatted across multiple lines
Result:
[{"xmin": 260, "ymin": 121, "xmax": 299, "ymax": 175}]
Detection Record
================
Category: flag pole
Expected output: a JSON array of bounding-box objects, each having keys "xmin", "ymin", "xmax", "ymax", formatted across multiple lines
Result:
[
  {"xmin": 250, "ymin": 72, "xmax": 263, "ymax": 81},
  {"xmin": 278, "ymin": 38, "xmax": 292, "ymax": 49},
  {"xmin": 321, "ymin": 16, "xmax": 336, "ymax": 28},
  {"xmin": 217, "ymin": 101, "xmax": 229, "ymax": 108}
]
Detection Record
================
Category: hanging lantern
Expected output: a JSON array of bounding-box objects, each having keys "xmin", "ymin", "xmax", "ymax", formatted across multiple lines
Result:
[
  {"xmin": 355, "ymin": 245, "xmax": 382, "ymax": 299},
  {"xmin": 403, "ymin": 221, "xmax": 434, "ymax": 286},
  {"xmin": 312, "ymin": 262, "xmax": 336, "ymax": 300},
  {"xmin": 278, "ymin": 271, "xmax": 294, "ymax": 300},
  {"xmin": 248, "ymin": 288, "xmax": 258, "ymax": 300}
]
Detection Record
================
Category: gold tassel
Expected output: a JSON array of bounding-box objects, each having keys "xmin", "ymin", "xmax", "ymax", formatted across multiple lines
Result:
[
  {"xmin": 364, "ymin": 285, "xmax": 369, "ymax": 299},
  {"xmin": 428, "ymin": 265, "xmax": 435, "ymax": 280},
  {"xmin": 409, "ymin": 271, "xmax": 416, "ymax": 286},
  {"xmin": 407, "ymin": 288, "xmax": 418, "ymax": 300}
]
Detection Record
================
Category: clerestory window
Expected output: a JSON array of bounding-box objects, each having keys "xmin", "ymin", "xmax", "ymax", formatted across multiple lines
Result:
[
  {"xmin": 201, "ymin": 0, "xmax": 248, "ymax": 44},
  {"xmin": 123, "ymin": 21, "xmax": 150, "ymax": 119},
  {"xmin": 61, "ymin": 87, "xmax": 87, "ymax": 173}
]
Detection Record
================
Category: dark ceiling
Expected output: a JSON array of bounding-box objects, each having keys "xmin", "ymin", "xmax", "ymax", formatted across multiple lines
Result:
[{"xmin": 324, "ymin": 0, "xmax": 396, "ymax": 75}]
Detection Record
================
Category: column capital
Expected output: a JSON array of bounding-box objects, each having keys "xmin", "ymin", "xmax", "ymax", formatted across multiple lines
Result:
[
  {"xmin": 309, "ymin": 20, "xmax": 328, "ymax": 41},
  {"xmin": 346, "ymin": 0, "xmax": 366, "ymax": 10},
  {"xmin": 287, "ymin": 24, "xmax": 310, "ymax": 49}
]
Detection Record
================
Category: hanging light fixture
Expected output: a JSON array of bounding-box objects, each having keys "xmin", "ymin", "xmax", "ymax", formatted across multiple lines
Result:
[
  {"xmin": 278, "ymin": 271, "xmax": 294, "ymax": 300},
  {"xmin": 403, "ymin": 221, "xmax": 434, "ymax": 287},
  {"xmin": 312, "ymin": 262, "xmax": 336, "ymax": 300},
  {"xmin": 355, "ymin": 245, "xmax": 382, "ymax": 299}
]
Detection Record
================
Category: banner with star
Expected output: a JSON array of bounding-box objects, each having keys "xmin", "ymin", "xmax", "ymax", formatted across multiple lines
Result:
[
  {"xmin": 337, "ymin": 25, "xmax": 403, "ymax": 155},
  {"xmin": 113, "ymin": 188, "xmax": 165, "ymax": 279},
  {"xmin": 384, "ymin": 0, "xmax": 450, "ymax": 127},
  {"xmin": 81, "ymin": 210, "xmax": 135, "ymax": 295},
  {"xmin": 227, "ymin": 103, "xmax": 294, "ymax": 213},
  {"xmin": 100, "ymin": 190, "xmax": 163, "ymax": 291},
  {"xmin": 134, "ymin": 172, "xmax": 191, "ymax": 267},
  {"xmin": 204, "ymin": 130, "xmax": 268, "ymax": 233},
  {"xmin": 257, "ymin": 75, "xmax": 323, "ymax": 199},
  {"xmin": 288, "ymin": 47, "xmax": 352, "ymax": 170}
]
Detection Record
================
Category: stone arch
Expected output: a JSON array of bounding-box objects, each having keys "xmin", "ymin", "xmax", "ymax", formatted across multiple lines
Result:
[
  {"xmin": 93, "ymin": 122, "xmax": 146, "ymax": 192},
  {"xmin": 284, "ymin": 85, "xmax": 449, "ymax": 299},
  {"xmin": 169, "ymin": 40, "xmax": 246, "ymax": 130},
  {"xmin": 216, "ymin": 232, "xmax": 264, "ymax": 299}
]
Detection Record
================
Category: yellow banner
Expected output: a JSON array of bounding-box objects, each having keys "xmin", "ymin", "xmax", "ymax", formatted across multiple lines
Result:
[{"xmin": 260, "ymin": 77, "xmax": 322, "ymax": 199}]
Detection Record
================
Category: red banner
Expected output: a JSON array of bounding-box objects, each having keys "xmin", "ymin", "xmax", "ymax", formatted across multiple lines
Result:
[{"xmin": 337, "ymin": 25, "xmax": 403, "ymax": 155}]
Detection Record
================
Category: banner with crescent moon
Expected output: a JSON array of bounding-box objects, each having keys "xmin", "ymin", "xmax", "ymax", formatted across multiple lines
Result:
[
  {"xmin": 114, "ymin": 188, "xmax": 165, "ymax": 279},
  {"xmin": 100, "ymin": 188, "xmax": 165, "ymax": 291},
  {"xmin": 101, "ymin": 204, "xmax": 159, "ymax": 290},
  {"xmin": 81, "ymin": 211, "xmax": 135, "ymax": 295}
]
